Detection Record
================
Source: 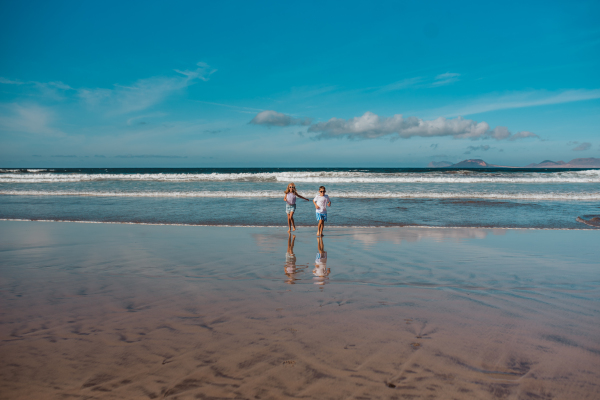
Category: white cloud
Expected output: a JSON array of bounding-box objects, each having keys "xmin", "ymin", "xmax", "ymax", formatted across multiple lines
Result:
[
  {"xmin": 307, "ymin": 111, "xmax": 537, "ymax": 141},
  {"xmin": 573, "ymin": 142, "xmax": 592, "ymax": 151},
  {"xmin": 249, "ymin": 110, "xmax": 311, "ymax": 127},
  {"xmin": 0, "ymin": 103, "xmax": 64, "ymax": 136}
]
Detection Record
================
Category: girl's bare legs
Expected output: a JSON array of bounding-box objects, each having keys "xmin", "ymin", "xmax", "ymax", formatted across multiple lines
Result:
[{"xmin": 287, "ymin": 212, "xmax": 296, "ymax": 232}]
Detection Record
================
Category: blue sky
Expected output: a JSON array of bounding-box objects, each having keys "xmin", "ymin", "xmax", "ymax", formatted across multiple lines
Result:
[{"xmin": 1, "ymin": 0, "xmax": 599, "ymax": 167}]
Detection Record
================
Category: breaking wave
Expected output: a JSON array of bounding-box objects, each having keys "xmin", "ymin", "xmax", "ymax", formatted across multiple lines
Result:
[
  {"xmin": 1, "ymin": 169, "xmax": 600, "ymax": 183},
  {"xmin": 2, "ymin": 190, "xmax": 599, "ymax": 201}
]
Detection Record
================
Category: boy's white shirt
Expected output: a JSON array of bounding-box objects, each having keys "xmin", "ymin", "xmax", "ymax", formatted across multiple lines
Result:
[{"xmin": 313, "ymin": 194, "xmax": 330, "ymax": 213}]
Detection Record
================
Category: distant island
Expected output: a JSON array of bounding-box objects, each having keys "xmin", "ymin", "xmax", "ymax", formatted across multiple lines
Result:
[{"xmin": 427, "ymin": 157, "xmax": 600, "ymax": 168}]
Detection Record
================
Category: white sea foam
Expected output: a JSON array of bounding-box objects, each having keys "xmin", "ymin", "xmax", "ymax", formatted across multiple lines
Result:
[
  {"xmin": 1, "ymin": 169, "xmax": 600, "ymax": 183},
  {"xmin": 1, "ymin": 190, "xmax": 599, "ymax": 200}
]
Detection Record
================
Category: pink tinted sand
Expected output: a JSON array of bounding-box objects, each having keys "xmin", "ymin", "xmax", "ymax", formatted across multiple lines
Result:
[{"xmin": 0, "ymin": 221, "xmax": 598, "ymax": 399}]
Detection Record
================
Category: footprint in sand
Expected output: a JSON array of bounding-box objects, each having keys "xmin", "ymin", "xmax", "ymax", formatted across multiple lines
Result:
[
  {"xmin": 282, "ymin": 360, "xmax": 296, "ymax": 366},
  {"xmin": 406, "ymin": 319, "xmax": 437, "ymax": 340}
]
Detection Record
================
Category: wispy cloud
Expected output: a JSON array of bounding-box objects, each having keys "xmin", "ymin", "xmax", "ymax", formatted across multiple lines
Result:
[
  {"xmin": 307, "ymin": 111, "xmax": 537, "ymax": 141},
  {"xmin": 0, "ymin": 77, "xmax": 74, "ymax": 100},
  {"xmin": 0, "ymin": 103, "xmax": 64, "ymax": 136},
  {"xmin": 0, "ymin": 77, "xmax": 26, "ymax": 85},
  {"xmin": 573, "ymin": 142, "xmax": 591, "ymax": 151},
  {"xmin": 203, "ymin": 128, "xmax": 229, "ymax": 134},
  {"xmin": 80, "ymin": 63, "xmax": 214, "ymax": 115},
  {"xmin": 508, "ymin": 131, "xmax": 538, "ymax": 141},
  {"xmin": 249, "ymin": 110, "xmax": 311, "ymax": 127},
  {"xmin": 126, "ymin": 113, "xmax": 167, "ymax": 126},
  {"xmin": 193, "ymin": 100, "xmax": 262, "ymax": 114},
  {"xmin": 464, "ymin": 145, "xmax": 490, "ymax": 154},
  {"xmin": 375, "ymin": 73, "xmax": 459, "ymax": 93},
  {"xmin": 174, "ymin": 62, "xmax": 216, "ymax": 81},
  {"xmin": 445, "ymin": 89, "xmax": 600, "ymax": 117},
  {"xmin": 377, "ymin": 77, "xmax": 423, "ymax": 93},
  {"xmin": 115, "ymin": 154, "xmax": 188, "ymax": 158},
  {"xmin": 51, "ymin": 155, "xmax": 77, "ymax": 158},
  {"xmin": 432, "ymin": 72, "xmax": 460, "ymax": 86},
  {"xmin": 2, "ymin": 62, "xmax": 215, "ymax": 115}
]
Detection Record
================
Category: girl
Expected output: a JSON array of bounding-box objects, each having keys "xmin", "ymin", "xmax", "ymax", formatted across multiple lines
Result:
[{"xmin": 284, "ymin": 182, "xmax": 310, "ymax": 232}]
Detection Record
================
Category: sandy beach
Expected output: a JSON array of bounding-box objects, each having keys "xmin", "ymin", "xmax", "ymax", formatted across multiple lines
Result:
[{"xmin": 0, "ymin": 221, "xmax": 598, "ymax": 399}]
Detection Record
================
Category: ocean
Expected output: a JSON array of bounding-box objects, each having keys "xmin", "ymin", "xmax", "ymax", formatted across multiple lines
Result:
[{"xmin": 1, "ymin": 167, "xmax": 599, "ymax": 229}]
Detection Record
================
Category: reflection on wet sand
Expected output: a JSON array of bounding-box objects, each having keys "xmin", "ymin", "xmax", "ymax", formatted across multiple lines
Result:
[
  {"xmin": 313, "ymin": 237, "xmax": 330, "ymax": 286},
  {"xmin": 284, "ymin": 234, "xmax": 306, "ymax": 284},
  {"xmin": 349, "ymin": 226, "xmax": 507, "ymax": 247},
  {"xmin": 1, "ymin": 221, "xmax": 599, "ymax": 399}
]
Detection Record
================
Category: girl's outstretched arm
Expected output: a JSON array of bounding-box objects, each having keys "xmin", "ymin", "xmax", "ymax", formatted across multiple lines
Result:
[{"xmin": 296, "ymin": 193, "xmax": 310, "ymax": 201}]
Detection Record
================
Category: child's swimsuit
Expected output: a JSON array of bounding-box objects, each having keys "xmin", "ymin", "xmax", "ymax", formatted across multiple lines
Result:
[{"xmin": 286, "ymin": 193, "xmax": 297, "ymax": 214}]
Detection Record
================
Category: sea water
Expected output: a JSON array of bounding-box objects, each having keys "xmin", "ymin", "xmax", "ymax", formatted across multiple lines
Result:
[{"xmin": 1, "ymin": 167, "xmax": 599, "ymax": 229}]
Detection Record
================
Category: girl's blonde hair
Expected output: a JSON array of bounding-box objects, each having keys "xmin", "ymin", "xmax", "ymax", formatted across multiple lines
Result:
[{"xmin": 284, "ymin": 182, "xmax": 296, "ymax": 194}]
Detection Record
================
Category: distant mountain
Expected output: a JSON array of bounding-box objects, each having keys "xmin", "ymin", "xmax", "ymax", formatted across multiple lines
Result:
[
  {"xmin": 449, "ymin": 159, "xmax": 501, "ymax": 168},
  {"xmin": 568, "ymin": 158, "xmax": 600, "ymax": 167},
  {"xmin": 427, "ymin": 161, "xmax": 453, "ymax": 167},
  {"xmin": 526, "ymin": 158, "xmax": 600, "ymax": 168},
  {"xmin": 524, "ymin": 160, "xmax": 566, "ymax": 168},
  {"xmin": 426, "ymin": 157, "xmax": 600, "ymax": 168}
]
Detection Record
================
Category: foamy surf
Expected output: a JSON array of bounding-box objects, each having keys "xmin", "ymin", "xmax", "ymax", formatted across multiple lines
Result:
[
  {"xmin": 1, "ymin": 190, "xmax": 599, "ymax": 200},
  {"xmin": 1, "ymin": 169, "xmax": 599, "ymax": 183}
]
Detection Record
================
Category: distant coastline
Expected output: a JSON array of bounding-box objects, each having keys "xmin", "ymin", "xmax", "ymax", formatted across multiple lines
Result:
[{"xmin": 428, "ymin": 157, "xmax": 600, "ymax": 168}]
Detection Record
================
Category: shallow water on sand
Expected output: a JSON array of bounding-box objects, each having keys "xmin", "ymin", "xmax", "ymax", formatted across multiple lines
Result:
[{"xmin": 0, "ymin": 221, "xmax": 598, "ymax": 399}]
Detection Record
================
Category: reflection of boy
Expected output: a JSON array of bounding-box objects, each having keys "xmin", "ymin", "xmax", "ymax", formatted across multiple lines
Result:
[{"xmin": 313, "ymin": 238, "xmax": 330, "ymax": 285}]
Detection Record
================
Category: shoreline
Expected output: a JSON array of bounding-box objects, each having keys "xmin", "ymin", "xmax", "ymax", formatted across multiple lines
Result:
[{"xmin": 0, "ymin": 217, "xmax": 597, "ymax": 230}]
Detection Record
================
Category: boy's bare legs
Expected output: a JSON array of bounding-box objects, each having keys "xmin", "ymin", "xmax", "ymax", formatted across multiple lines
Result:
[{"xmin": 317, "ymin": 219, "xmax": 324, "ymax": 236}]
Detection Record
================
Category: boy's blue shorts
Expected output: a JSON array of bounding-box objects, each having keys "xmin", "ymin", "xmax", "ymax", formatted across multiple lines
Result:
[{"xmin": 316, "ymin": 212, "xmax": 327, "ymax": 222}]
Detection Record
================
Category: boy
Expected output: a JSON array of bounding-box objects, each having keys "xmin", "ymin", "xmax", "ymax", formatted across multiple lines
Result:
[{"xmin": 313, "ymin": 186, "xmax": 331, "ymax": 236}]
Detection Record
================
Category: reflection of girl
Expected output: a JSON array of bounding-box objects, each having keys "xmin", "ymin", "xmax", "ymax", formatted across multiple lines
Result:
[
  {"xmin": 284, "ymin": 182, "xmax": 310, "ymax": 232},
  {"xmin": 284, "ymin": 234, "xmax": 300, "ymax": 284},
  {"xmin": 313, "ymin": 237, "xmax": 331, "ymax": 285}
]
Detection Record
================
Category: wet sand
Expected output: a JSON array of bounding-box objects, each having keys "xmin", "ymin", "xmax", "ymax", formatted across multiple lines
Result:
[{"xmin": 0, "ymin": 221, "xmax": 599, "ymax": 399}]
